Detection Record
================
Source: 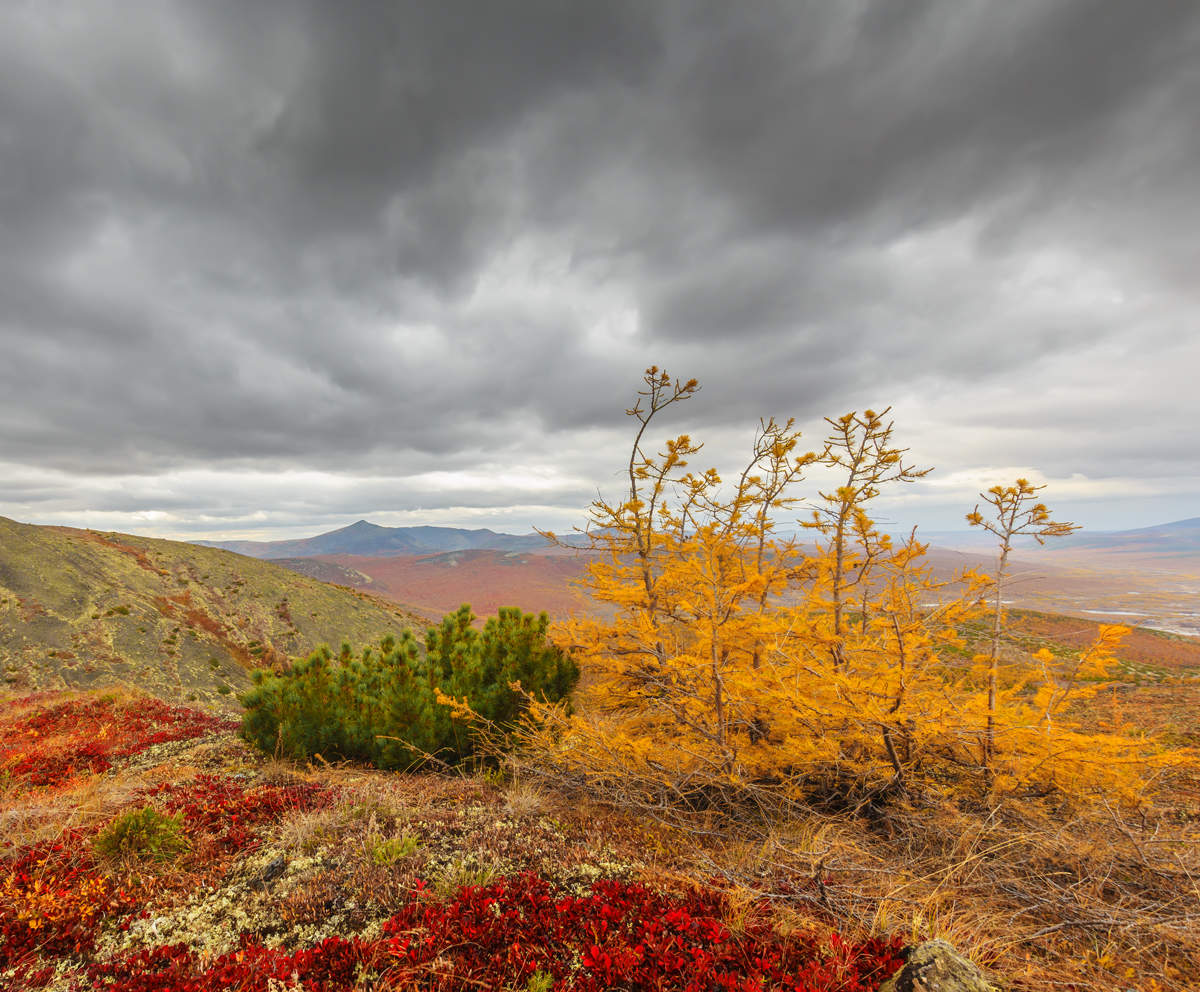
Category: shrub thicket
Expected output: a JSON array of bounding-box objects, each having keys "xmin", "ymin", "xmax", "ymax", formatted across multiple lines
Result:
[
  {"xmin": 240, "ymin": 605, "xmax": 578, "ymax": 769},
  {"xmin": 518, "ymin": 369, "xmax": 1185, "ymax": 810}
]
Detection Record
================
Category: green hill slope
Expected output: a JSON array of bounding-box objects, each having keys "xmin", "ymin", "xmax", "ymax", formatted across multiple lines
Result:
[{"xmin": 0, "ymin": 516, "xmax": 426, "ymax": 711}]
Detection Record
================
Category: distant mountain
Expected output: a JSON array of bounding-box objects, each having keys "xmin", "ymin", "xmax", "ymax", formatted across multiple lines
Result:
[
  {"xmin": 910, "ymin": 518, "xmax": 1200, "ymax": 556},
  {"xmin": 1053, "ymin": 517, "xmax": 1200, "ymax": 554},
  {"xmin": 0, "ymin": 516, "xmax": 425, "ymax": 711},
  {"xmin": 196, "ymin": 519, "xmax": 555, "ymax": 559},
  {"xmin": 902, "ymin": 530, "xmax": 1018, "ymax": 552}
]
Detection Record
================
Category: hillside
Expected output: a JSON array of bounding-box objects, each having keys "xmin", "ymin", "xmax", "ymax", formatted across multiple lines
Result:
[
  {"xmin": 264, "ymin": 541, "xmax": 1200, "ymax": 642},
  {"xmin": 0, "ymin": 690, "xmax": 916, "ymax": 992},
  {"xmin": 3, "ymin": 514, "xmax": 1199, "ymax": 990},
  {"xmin": 287, "ymin": 549, "xmax": 589, "ymax": 618},
  {"xmin": 2, "ymin": 682, "xmax": 1197, "ymax": 991},
  {"xmin": 198, "ymin": 519, "xmax": 555, "ymax": 559},
  {"xmin": 0, "ymin": 517, "xmax": 426, "ymax": 711},
  {"xmin": 1053, "ymin": 516, "xmax": 1200, "ymax": 554}
]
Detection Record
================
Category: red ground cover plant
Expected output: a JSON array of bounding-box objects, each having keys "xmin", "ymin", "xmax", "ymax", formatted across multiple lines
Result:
[
  {"xmin": 89, "ymin": 873, "xmax": 905, "ymax": 992},
  {"xmin": 382, "ymin": 874, "xmax": 905, "ymax": 992},
  {"xmin": 0, "ymin": 832, "xmax": 135, "ymax": 972},
  {"xmin": 0, "ymin": 777, "xmax": 333, "ymax": 984},
  {"xmin": 142, "ymin": 774, "xmax": 336, "ymax": 854},
  {"xmin": 88, "ymin": 937, "xmax": 377, "ymax": 992},
  {"xmin": 2, "ymin": 693, "xmax": 908, "ymax": 991},
  {"xmin": 0, "ymin": 694, "xmax": 236, "ymax": 790}
]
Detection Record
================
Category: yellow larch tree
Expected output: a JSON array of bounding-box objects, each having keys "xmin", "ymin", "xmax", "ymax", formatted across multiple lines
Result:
[
  {"xmin": 966, "ymin": 478, "xmax": 1080, "ymax": 775},
  {"xmin": 512, "ymin": 370, "xmax": 1183, "ymax": 811},
  {"xmin": 548, "ymin": 368, "xmax": 818, "ymax": 789},
  {"xmin": 804, "ymin": 408, "xmax": 932, "ymax": 672}
]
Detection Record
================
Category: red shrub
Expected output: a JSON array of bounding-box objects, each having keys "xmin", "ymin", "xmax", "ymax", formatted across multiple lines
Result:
[
  {"xmin": 2, "ymin": 738, "xmax": 116, "ymax": 787},
  {"xmin": 1, "ymin": 961, "xmax": 56, "ymax": 992},
  {"xmin": 89, "ymin": 874, "xmax": 905, "ymax": 991},
  {"xmin": 381, "ymin": 874, "xmax": 904, "ymax": 992},
  {"xmin": 88, "ymin": 936, "xmax": 384, "ymax": 992},
  {"xmin": 0, "ymin": 834, "xmax": 135, "ymax": 969},
  {"xmin": 144, "ymin": 775, "xmax": 335, "ymax": 854},
  {"xmin": 0, "ymin": 695, "xmax": 236, "ymax": 791}
]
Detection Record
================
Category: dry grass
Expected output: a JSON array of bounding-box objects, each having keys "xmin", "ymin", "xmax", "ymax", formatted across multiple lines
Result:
[
  {"xmin": 274, "ymin": 804, "xmax": 347, "ymax": 854},
  {"xmin": 498, "ymin": 746, "xmax": 1200, "ymax": 991},
  {"xmin": 0, "ymin": 765, "xmax": 157, "ymax": 851},
  {"xmin": 503, "ymin": 779, "xmax": 549, "ymax": 817}
]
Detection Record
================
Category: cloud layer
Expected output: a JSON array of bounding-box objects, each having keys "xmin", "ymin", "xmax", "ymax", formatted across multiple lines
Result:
[{"xmin": 2, "ymin": 1, "xmax": 1197, "ymax": 538}]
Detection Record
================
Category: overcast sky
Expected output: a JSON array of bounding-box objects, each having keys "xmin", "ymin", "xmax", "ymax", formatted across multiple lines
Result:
[{"xmin": 1, "ymin": 1, "xmax": 1197, "ymax": 541}]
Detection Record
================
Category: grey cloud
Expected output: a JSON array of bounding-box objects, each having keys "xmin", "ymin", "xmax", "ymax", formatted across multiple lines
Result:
[
  {"xmin": 1, "ymin": 1, "xmax": 1197, "ymax": 536},
  {"xmin": 663, "ymin": 1, "xmax": 1198, "ymax": 234}
]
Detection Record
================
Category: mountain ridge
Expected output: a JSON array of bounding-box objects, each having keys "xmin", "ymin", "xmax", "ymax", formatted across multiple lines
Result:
[
  {"xmin": 900, "ymin": 517, "xmax": 1200, "ymax": 554},
  {"xmin": 1053, "ymin": 516, "xmax": 1200, "ymax": 553},
  {"xmin": 196, "ymin": 516, "xmax": 1200, "ymax": 561},
  {"xmin": 196, "ymin": 519, "xmax": 555, "ymax": 559}
]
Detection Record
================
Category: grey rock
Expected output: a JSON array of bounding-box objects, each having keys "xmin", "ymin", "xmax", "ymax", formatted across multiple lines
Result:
[
  {"xmin": 879, "ymin": 940, "xmax": 996, "ymax": 992},
  {"xmin": 255, "ymin": 853, "xmax": 287, "ymax": 889}
]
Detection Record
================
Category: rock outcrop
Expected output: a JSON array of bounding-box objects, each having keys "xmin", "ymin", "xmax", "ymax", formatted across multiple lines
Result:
[{"xmin": 879, "ymin": 940, "xmax": 996, "ymax": 992}]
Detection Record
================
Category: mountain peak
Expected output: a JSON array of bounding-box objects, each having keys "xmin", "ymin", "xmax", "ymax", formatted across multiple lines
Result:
[{"xmin": 197, "ymin": 521, "xmax": 555, "ymax": 559}]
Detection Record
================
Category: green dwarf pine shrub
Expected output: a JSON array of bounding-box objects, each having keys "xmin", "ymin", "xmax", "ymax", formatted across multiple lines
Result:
[
  {"xmin": 94, "ymin": 806, "xmax": 190, "ymax": 861},
  {"xmin": 239, "ymin": 605, "xmax": 579, "ymax": 770}
]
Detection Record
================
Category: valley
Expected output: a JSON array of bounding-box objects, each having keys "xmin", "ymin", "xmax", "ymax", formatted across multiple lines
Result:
[
  {"xmin": 3, "ymin": 515, "xmax": 1198, "ymax": 713},
  {"xmin": 261, "ymin": 541, "xmax": 1200, "ymax": 670}
]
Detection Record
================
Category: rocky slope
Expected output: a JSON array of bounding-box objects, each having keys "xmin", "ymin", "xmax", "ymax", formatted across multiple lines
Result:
[{"xmin": 0, "ymin": 517, "xmax": 425, "ymax": 711}]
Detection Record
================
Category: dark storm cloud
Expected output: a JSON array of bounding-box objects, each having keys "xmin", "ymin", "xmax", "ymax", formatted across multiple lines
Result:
[{"xmin": 1, "ymin": 1, "xmax": 1198, "ymax": 535}]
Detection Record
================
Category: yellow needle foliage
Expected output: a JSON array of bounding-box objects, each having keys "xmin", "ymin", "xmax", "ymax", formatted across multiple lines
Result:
[{"xmin": 521, "ymin": 369, "xmax": 1185, "ymax": 811}]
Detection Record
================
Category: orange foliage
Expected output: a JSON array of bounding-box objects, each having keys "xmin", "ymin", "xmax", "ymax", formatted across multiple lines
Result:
[{"xmin": 524, "ymin": 369, "xmax": 1188, "ymax": 808}]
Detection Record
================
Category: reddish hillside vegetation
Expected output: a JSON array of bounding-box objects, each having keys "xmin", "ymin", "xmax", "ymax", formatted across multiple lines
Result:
[
  {"xmin": 318, "ymin": 549, "xmax": 588, "ymax": 618},
  {"xmin": 0, "ymin": 690, "xmax": 908, "ymax": 991}
]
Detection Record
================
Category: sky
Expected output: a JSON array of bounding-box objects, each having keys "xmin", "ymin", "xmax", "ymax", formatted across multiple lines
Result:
[{"xmin": 1, "ymin": 1, "xmax": 1198, "ymax": 542}]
